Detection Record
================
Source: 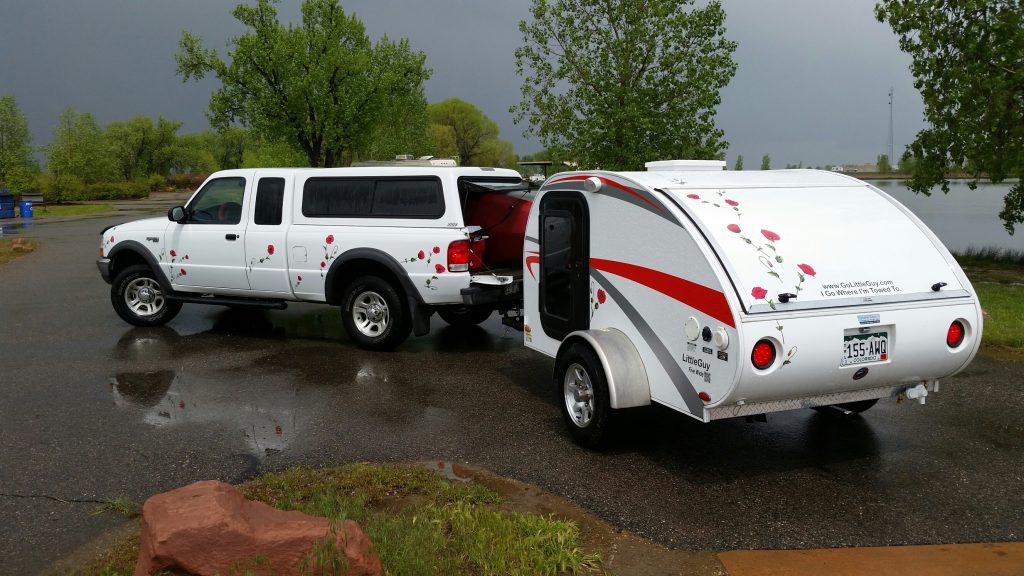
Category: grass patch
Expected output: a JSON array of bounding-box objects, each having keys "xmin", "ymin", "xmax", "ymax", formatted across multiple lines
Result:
[
  {"xmin": 94, "ymin": 497, "xmax": 140, "ymax": 519},
  {"xmin": 0, "ymin": 237, "xmax": 38, "ymax": 264},
  {"xmin": 77, "ymin": 463, "xmax": 600, "ymax": 576},
  {"xmin": 973, "ymin": 283, "xmax": 1024, "ymax": 349},
  {"xmin": 31, "ymin": 203, "xmax": 113, "ymax": 219}
]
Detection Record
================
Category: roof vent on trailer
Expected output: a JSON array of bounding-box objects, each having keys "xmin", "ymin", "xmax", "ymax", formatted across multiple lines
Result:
[{"xmin": 645, "ymin": 160, "xmax": 726, "ymax": 172}]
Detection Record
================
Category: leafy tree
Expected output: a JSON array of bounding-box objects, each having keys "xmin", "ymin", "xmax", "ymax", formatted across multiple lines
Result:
[
  {"xmin": 427, "ymin": 98, "xmax": 500, "ymax": 165},
  {"xmin": 168, "ymin": 132, "xmax": 219, "ymax": 174},
  {"xmin": 760, "ymin": 154, "xmax": 770, "ymax": 170},
  {"xmin": 357, "ymin": 95, "xmax": 431, "ymax": 161},
  {"xmin": 734, "ymin": 154, "xmax": 743, "ymax": 170},
  {"xmin": 46, "ymin": 108, "xmax": 117, "ymax": 186},
  {"xmin": 877, "ymin": 154, "xmax": 892, "ymax": 174},
  {"xmin": 241, "ymin": 137, "xmax": 310, "ymax": 168},
  {"xmin": 429, "ymin": 124, "xmax": 458, "ymax": 159},
  {"xmin": 0, "ymin": 95, "xmax": 37, "ymax": 192},
  {"xmin": 176, "ymin": 0, "xmax": 431, "ymax": 167},
  {"xmin": 105, "ymin": 116, "xmax": 182, "ymax": 180},
  {"xmin": 513, "ymin": 0, "xmax": 737, "ymax": 170},
  {"xmin": 875, "ymin": 0, "xmax": 1024, "ymax": 233},
  {"xmin": 476, "ymin": 137, "xmax": 518, "ymax": 168}
]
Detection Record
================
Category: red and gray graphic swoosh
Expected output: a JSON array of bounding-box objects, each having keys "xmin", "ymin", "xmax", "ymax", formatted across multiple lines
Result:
[{"xmin": 546, "ymin": 175, "xmax": 680, "ymax": 227}]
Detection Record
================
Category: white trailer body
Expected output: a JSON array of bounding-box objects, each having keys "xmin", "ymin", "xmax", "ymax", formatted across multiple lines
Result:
[{"xmin": 522, "ymin": 161, "xmax": 981, "ymax": 445}]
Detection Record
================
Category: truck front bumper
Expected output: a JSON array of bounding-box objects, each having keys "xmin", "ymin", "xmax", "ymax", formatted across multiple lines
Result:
[{"xmin": 96, "ymin": 258, "xmax": 112, "ymax": 284}]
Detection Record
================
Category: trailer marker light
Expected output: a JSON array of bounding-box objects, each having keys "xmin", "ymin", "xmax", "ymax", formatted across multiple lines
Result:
[
  {"xmin": 698, "ymin": 391, "xmax": 711, "ymax": 402},
  {"xmin": 751, "ymin": 339, "xmax": 776, "ymax": 370},
  {"xmin": 947, "ymin": 320, "xmax": 965, "ymax": 348}
]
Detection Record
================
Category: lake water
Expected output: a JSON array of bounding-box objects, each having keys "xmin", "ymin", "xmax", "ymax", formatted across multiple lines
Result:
[{"xmin": 869, "ymin": 179, "xmax": 1023, "ymax": 253}]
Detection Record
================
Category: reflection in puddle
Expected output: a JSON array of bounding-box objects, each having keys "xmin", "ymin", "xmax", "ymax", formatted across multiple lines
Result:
[{"xmin": 110, "ymin": 371, "xmax": 299, "ymax": 456}]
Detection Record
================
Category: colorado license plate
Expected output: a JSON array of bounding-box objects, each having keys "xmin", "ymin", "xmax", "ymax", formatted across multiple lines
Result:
[{"xmin": 841, "ymin": 330, "xmax": 889, "ymax": 366}]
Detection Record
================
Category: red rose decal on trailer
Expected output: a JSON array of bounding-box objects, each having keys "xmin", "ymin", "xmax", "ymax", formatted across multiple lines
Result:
[
  {"xmin": 761, "ymin": 229, "xmax": 781, "ymax": 242},
  {"xmin": 751, "ymin": 286, "xmax": 768, "ymax": 300},
  {"xmin": 797, "ymin": 263, "xmax": 816, "ymax": 276},
  {"xmin": 727, "ymin": 224, "xmax": 741, "ymax": 233}
]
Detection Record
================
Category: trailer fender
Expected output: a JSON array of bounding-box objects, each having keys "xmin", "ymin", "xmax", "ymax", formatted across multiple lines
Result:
[{"xmin": 558, "ymin": 329, "xmax": 650, "ymax": 409}]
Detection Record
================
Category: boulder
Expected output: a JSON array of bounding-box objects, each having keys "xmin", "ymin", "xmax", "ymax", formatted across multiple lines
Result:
[{"xmin": 134, "ymin": 480, "xmax": 381, "ymax": 576}]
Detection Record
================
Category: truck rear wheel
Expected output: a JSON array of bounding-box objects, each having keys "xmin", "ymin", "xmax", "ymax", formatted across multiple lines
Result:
[
  {"xmin": 340, "ymin": 275, "xmax": 411, "ymax": 351},
  {"xmin": 438, "ymin": 306, "xmax": 492, "ymax": 328},
  {"xmin": 111, "ymin": 264, "xmax": 182, "ymax": 327},
  {"xmin": 555, "ymin": 343, "xmax": 613, "ymax": 449}
]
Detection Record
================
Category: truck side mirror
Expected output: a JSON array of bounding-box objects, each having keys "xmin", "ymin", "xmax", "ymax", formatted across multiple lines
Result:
[{"xmin": 168, "ymin": 206, "xmax": 186, "ymax": 223}]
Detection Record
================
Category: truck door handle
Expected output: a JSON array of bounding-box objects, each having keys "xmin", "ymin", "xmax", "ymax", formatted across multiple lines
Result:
[{"xmin": 225, "ymin": 234, "xmax": 239, "ymax": 241}]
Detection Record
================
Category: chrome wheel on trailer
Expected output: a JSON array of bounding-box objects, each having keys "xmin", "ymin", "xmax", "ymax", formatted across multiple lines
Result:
[
  {"xmin": 351, "ymin": 290, "xmax": 391, "ymax": 338},
  {"xmin": 563, "ymin": 363, "xmax": 596, "ymax": 427},
  {"xmin": 555, "ymin": 343, "xmax": 613, "ymax": 449}
]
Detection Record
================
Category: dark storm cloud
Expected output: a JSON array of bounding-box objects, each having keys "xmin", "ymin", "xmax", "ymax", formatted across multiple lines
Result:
[{"xmin": 0, "ymin": 0, "xmax": 922, "ymax": 166}]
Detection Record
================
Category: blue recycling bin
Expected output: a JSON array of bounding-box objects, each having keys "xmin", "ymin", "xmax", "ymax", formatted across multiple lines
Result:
[
  {"xmin": 18, "ymin": 200, "xmax": 33, "ymax": 219},
  {"xmin": 0, "ymin": 189, "xmax": 14, "ymax": 219}
]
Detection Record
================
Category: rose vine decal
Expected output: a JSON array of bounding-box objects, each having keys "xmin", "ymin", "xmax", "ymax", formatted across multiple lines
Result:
[
  {"xmin": 103, "ymin": 235, "xmax": 116, "ymax": 252},
  {"xmin": 321, "ymin": 234, "xmax": 339, "ymax": 277},
  {"xmin": 424, "ymin": 264, "xmax": 445, "ymax": 290},
  {"xmin": 775, "ymin": 321, "xmax": 797, "ymax": 368},
  {"xmin": 589, "ymin": 281, "xmax": 608, "ymax": 317},
  {"xmin": 295, "ymin": 275, "xmax": 303, "ymax": 288},
  {"xmin": 686, "ymin": 190, "xmax": 742, "ymax": 218},
  {"xmin": 248, "ymin": 244, "xmax": 275, "ymax": 272},
  {"xmin": 402, "ymin": 245, "xmax": 441, "ymax": 264},
  {"xmin": 160, "ymin": 248, "xmax": 190, "ymax": 282}
]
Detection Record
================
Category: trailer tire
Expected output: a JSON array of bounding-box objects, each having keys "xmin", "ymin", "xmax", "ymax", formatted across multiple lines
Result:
[
  {"xmin": 833, "ymin": 399, "xmax": 878, "ymax": 413},
  {"xmin": 556, "ymin": 343, "xmax": 613, "ymax": 449},
  {"xmin": 111, "ymin": 265, "xmax": 182, "ymax": 327},
  {"xmin": 438, "ymin": 306, "xmax": 492, "ymax": 328},
  {"xmin": 340, "ymin": 275, "xmax": 411, "ymax": 351}
]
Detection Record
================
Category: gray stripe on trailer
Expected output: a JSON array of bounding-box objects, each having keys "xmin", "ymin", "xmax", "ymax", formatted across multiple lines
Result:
[
  {"xmin": 524, "ymin": 235, "xmax": 539, "ymax": 245},
  {"xmin": 590, "ymin": 268, "xmax": 704, "ymax": 415}
]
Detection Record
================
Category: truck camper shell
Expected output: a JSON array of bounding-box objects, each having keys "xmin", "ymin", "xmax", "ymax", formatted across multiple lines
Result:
[{"xmin": 522, "ymin": 161, "xmax": 981, "ymax": 446}]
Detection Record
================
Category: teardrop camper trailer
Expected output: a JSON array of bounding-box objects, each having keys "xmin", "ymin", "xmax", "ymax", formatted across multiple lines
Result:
[{"xmin": 520, "ymin": 160, "xmax": 982, "ymax": 447}]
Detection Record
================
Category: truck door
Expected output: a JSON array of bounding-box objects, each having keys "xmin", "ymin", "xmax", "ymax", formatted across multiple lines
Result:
[
  {"xmin": 165, "ymin": 176, "xmax": 251, "ymax": 291},
  {"xmin": 244, "ymin": 175, "xmax": 292, "ymax": 294},
  {"xmin": 539, "ymin": 192, "xmax": 590, "ymax": 340}
]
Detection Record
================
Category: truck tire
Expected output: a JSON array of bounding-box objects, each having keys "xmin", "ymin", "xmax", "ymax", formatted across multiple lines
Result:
[
  {"xmin": 438, "ymin": 306, "xmax": 492, "ymax": 328},
  {"xmin": 555, "ymin": 342, "xmax": 613, "ymax": 449},
  {"xmin": 111, "ymin": 264, "xmax": 182, "ymax": 327},
  {"xmin": 340, "ymin": 275, "xmax": 411, "ymax": 351}
]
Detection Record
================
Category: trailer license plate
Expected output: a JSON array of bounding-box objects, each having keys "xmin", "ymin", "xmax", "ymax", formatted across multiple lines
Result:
[{"xmin": 841, "ymin": 331, "xmax": 889, "ymax": 366}]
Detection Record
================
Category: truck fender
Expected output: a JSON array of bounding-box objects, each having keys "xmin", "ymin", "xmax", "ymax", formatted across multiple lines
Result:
[
  {"xmin": 558, "ymin": 329, "xmax": 651, "ymax": 409},
  {"xmin": 324, "ymin": 248, "xmax": 432, "ymax": 336},
  {"xmin": 106, "ymin": 241, "xmax": 171, "ymax": 292}
]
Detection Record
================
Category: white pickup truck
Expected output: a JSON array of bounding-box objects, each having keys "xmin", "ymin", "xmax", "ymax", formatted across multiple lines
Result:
[{"xmin": 97, "ymin": 166, "xmax": 531, "ymax": 350}]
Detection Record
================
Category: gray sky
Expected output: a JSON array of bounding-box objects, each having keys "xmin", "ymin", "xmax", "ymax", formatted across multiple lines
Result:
[{"xmin": 0, "ymin": 0, "xmax": 923, "ymax": 168}]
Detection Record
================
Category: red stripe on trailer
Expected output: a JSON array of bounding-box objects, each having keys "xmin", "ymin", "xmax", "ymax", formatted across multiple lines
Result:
[
  {"xmin": 590, "ymin": 258, "xmax": 735, "ymax": 328},
  {"xmin": 549, "ymin": 175, "xmax": 664, "ymax": 212},
  {"xmin": 525, "ymin": 251, "xmax": 540, "ymax": 280}
]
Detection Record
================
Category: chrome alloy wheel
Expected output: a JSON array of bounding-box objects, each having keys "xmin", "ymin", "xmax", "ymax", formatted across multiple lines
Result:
[
  {"xmin": 352, "ymin": 290, "xmax": 390, "ymax": 338},
  {"xmin": 563, "ymin": 363, "xmax": 595, "ymax": 428},
  {"xmin": 124, "ymin": 277, "xmax": 166, "ymax": 317}
]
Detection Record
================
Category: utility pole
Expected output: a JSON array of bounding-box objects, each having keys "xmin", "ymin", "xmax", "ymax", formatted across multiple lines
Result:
[{"xmin": 887, "ymin": 87, "xmax": 894, "ymax": 163}]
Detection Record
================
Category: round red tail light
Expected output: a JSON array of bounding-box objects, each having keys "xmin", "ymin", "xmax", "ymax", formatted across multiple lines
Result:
[
  {"xmin": 947, "ymin": 320, "xmax": 965, "ymax": 348},
  {"xmin": 751, "ymin": 339, "xmax": 776, "ymax": 370}
]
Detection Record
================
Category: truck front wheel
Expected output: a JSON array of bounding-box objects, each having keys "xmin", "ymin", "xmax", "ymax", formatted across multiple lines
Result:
[
  {"xmin": 555, "ymin": 343, "xmax": 613, "ymax": 449},
  {"xmin": 111, "ymin": 264, "xmax": 182, "ymax": 327},
  {"xmin": 341, "ymin": 276, "xmax": 411, "ymax": 351}
]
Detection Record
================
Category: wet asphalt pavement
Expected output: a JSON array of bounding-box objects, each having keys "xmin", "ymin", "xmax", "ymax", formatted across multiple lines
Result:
[{"xmin": 1, "ymin": 216, "xmax": 1022, "ymax": 574}]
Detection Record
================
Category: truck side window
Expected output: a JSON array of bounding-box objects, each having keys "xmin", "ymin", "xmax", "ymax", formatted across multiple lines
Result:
[
  {"xmin": 303, "ymin": 178, "xmax": 373, "ymax": 217},
  {"xmin": 187, "ymin": 177, "xmax": 246, "ymax": 224},
  {"xmin": 372, "ymin": 179, "xmax": 444, "ymax": 218},
  {"xmin": 254, "ymin": 178, "xmax": 285, "ymax": 225}
]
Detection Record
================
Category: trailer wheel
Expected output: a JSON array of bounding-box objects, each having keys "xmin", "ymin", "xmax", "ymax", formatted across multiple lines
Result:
[
  {"xmin": 438, "ymin": 306, "xmax": 492, "ymax": 328},
  {"xmin": 340, "ymin": 275, "xmax": 411, "ymax": 351},
  {"xmin": 556, "ymin": 343, "xmax": 613, "ymax": 449},
  {"xmin": 833, "ymin": 399, "xmax": 878, "ymax": 413}
]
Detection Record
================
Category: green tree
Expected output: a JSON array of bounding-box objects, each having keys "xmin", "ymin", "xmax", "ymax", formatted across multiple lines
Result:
[
  {"xmin": 476, "ymin": 137, "xmax": 518, "ymax": 168},
  {"xmin": 429, "ymin": 124, "xmax": 458, "ymax": 159},
  {"xmin": 176, "ymin": 0, "xmax": 431, "ymax": 167},
  {"xmin": 427, "ymin": 98, "xmax": 500, "ymax": 165},
  {"xmin": 877, "ymin": 153, "xmax": 892, "ymax": 174},
  {"xmin": 760, "ymin": 154, "xmax": 770, "ymax": 170},
  {"xmin": 513, "ymin": 0, "xmax": 737, "ymax": 170},
  {"xmin": 105, "ymin": 116, "xmax": 182, "ymax": 180},
  {"xmin": 0, "ymin": 95, "xmax": 37, "ymax": 192},
  {"xmin": 241, "ymin": 136, "xmax": 310, "ymax": 168},
  {"xmin": 734, "ymin": 155, "xmax": 743, "ymax": 170},
  {"xmin": 46, "ymin": 108, "xmax": 116, "ymax": 185},
  {"xmin": 875, "ymin": 0, "xmax": 1024, "ymax": 233}
]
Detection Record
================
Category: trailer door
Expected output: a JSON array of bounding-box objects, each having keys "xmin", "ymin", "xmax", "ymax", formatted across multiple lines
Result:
[{"xmin": 539, "ymin": 192, "xmax": 590, "ymax": 340}]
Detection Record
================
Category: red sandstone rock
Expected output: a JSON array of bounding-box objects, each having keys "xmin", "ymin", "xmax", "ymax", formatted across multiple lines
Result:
[{"xmin": 134, "ymin": 480, "xmax": 381, "ymax": 576}]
